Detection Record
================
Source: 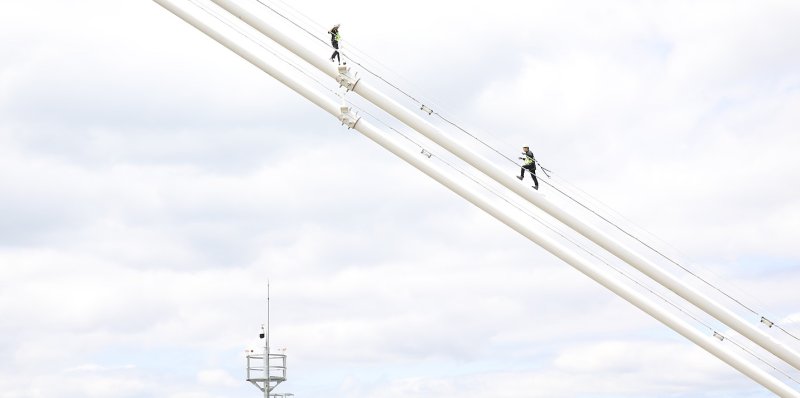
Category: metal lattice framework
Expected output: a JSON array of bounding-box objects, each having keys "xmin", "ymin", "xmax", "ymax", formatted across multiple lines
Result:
[{"xmin": 247, "ymin": 350, "xmax": 291, "ymax": 397}]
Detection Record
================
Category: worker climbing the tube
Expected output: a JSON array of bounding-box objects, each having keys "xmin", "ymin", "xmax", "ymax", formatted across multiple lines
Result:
[
  {"xmin": 328, "ymin": 24, "xmax": 341, "ymax": 64},
  {"xmin": 517, "ymin": 146, "xmax": 539, "ymax": 190}
]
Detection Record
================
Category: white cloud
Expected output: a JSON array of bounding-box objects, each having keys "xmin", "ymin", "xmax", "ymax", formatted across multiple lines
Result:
[
  {"xmin": 197, "ymin": 369, "xmax": 239, "ymax": 387},
  {"xmin": 1, "ymin": 0, "xmax": 798, "ymax": 397},
  {"xmin": 343, "ymin": 340, "xmax": 754, "ymax": 398}
]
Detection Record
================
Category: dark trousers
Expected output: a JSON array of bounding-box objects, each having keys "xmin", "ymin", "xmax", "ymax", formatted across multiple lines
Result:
[
  {"xmin": 520, "ymin": 164, "xmax": 539, "ymax": 190},
  {"xmin": 330, "ymin": 41, "xmax": 340, "ymax": 64}
]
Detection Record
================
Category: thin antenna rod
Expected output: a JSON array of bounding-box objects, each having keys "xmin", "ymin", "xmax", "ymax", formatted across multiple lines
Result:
[
  {"xmin": 266, "ymin": 279, "xmax": 270, "ymax": 397},
  {"xmin": 267, "ymin": 279, "xmax": 270, "ymax": 354}
]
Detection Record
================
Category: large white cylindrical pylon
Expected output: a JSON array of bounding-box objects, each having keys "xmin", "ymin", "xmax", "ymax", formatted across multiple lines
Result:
[
  {"xmin": 152, "ymin": 1, "xmax": 799, "ymax": 396},
  {"xmin": 207, "ymin": 0, "xmax": 800, "ymax": 372}
]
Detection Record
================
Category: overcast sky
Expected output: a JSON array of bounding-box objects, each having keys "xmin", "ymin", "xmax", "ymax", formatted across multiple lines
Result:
[{"xmin": 1, "ymin": 0, "xmax": 800, "ymax": 397}]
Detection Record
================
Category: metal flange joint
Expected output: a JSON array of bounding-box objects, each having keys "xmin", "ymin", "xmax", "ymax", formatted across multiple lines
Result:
[
  {"xmin": 339, "ymin": 105, "xmax": 360, "ymax": 129},
  {"xmin": 336, "ymin": 65, "xmax": 360, "ymax": 91}
]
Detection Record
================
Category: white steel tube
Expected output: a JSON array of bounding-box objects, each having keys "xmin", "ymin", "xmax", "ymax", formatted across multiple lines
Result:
[
  {"xmin": 150, "ymin": 1, "xmax": 800, "ymax": 396},
  {"xmin": 208, "ymin": 0, "xmax": 800, "ymax": 371}
]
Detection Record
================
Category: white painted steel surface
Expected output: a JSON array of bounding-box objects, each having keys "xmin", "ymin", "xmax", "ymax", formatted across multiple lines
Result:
[
  {"xmin": 208, "ymin": 0, "xmax": 800, "ymax": 372},
  {"xmin": 151, "ymin": 0, "xmax": 800, "ymax": 396}
]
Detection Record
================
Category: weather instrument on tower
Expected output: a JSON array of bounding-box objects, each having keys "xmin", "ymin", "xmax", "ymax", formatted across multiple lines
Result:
[{"xmin": 245, "ymin": 283, "xmax": 293, "ymax": 398}]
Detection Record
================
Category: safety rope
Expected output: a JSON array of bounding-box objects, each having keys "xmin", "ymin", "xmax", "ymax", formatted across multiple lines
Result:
[
  {"xmin": 381, "ymin": 132, "xmax": 719, "ymax": 343},
  {"xmin": 223, "ymin": 0, "xmax": 800, "ymax": 345},
  {"xmin": 725, "ymin": 337, "xmax": 800, "ymax": 385},
  {"xmin": 366, "ymin": 109, "xmax": 800, "ymax": 385},
  {"xmin": 549, "ymin": 174, "xmax": 800, "ymax": 343},
  {"xmin": 183, "ymin": 2, "xmax": 800, "ymax": 377}
]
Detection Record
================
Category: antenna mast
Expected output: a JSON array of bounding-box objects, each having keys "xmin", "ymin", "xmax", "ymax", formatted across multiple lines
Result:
[
  {"xmin": 266, "ymin": 280, "xmax": 270, "ymax": 398},
  {"xmin": 244, "ymin": 280, "xmax": 292, "ymax": 397}
]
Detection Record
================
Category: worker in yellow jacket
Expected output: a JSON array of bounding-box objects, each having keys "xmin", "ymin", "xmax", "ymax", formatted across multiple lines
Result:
[
  {"xmin": 517, "ymin": 146, "xmax": 539, "ymax": 190},
  {"xmin": 328, "ymin": 24, "xmax": 341, "ymax": 64}
]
